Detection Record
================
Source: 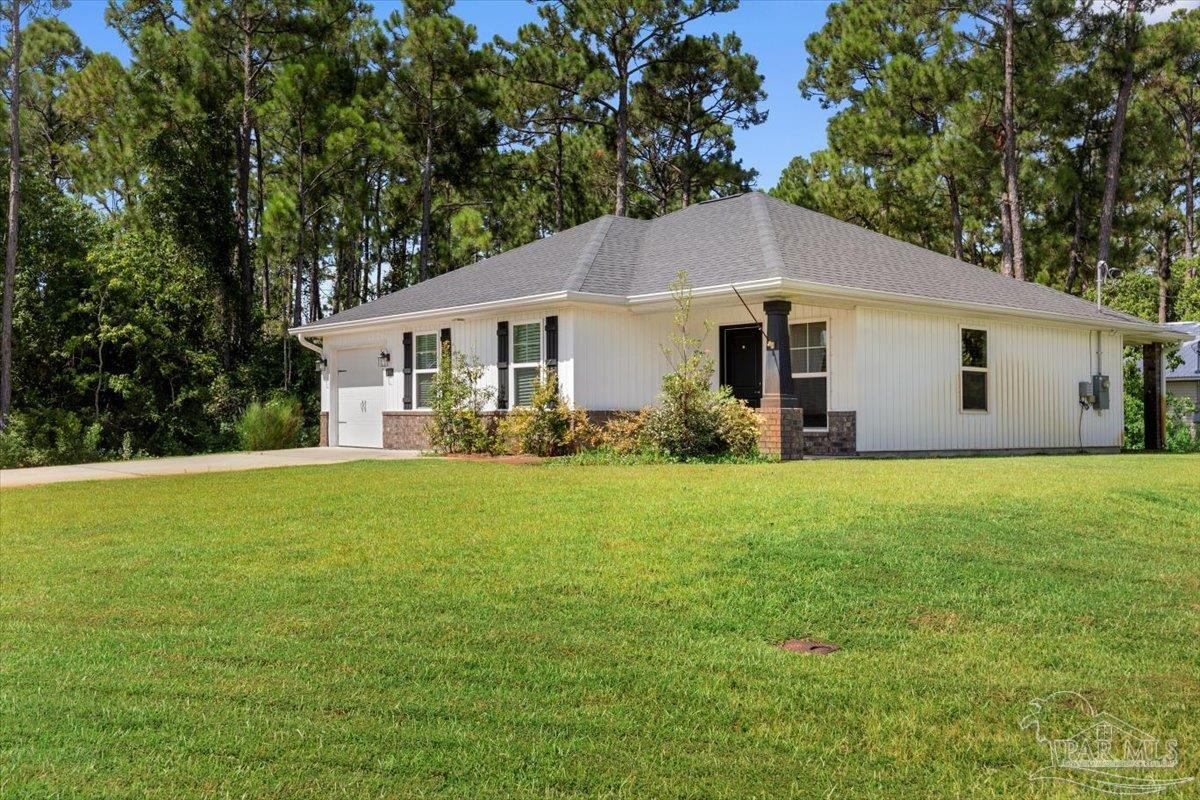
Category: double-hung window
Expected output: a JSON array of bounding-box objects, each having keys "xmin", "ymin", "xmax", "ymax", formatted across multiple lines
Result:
[
  {"xmin": 414, "ymin": 332, "xmax": 439, "ymax": 408},
  {"xmin": 960, "ymin": 327, "xmax": 988, "ymax": 412},
  {"xmin": 790, "ymin": 320, "xmax": 828, "ymax": 429},
  {"xmin": 511, "ymin": 321, "xmax": 542, "ymax": 407}
]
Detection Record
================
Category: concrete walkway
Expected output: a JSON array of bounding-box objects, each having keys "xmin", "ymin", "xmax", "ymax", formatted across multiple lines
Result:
[{"xmin": 0, "ymin": 447, "xmax": 421, "ymax": 489}]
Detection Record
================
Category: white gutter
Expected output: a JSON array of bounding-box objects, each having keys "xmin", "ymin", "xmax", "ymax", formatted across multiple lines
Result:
[
  {"xmin": 296, "ymin": 333, "xmax": 323, "ymax": 354},
  {"xmin": 288, "ymin": 290, "xmax": 625, "ymax": 336},
  {"xmin": 289, "ymin": 277, "xmax": 1189, "ymax": 345},
  {"xmin": 627, "ymin": 278, "xmax": 1190, "ymax": 343}
]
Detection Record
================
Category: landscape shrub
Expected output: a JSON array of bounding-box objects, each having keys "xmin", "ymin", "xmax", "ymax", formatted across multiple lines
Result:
[
  {"xmin": 565, "ymin": 408, "xmax": 603, "ymax": 453},
  {"xmin": 0, "ymin": 410, "xmax": 105, "ymax": 468},
  {"xmin": 599, "ymin": 410, "xmax": 651, "ymax": 454},
  {"xmin": 1122, "ymin": 349, "xmax": 1200, "ymax": 452},
  {"xmin": 497, "ymin": 372, "xmax": 573, "ymax": 456},
  {"xmin": 426, "ymin": 343, "xmax": 495, "ymax": 454},
  {"xmin": 237, "ymin": 395, "xmax": 302, "ymax": 451},
  {"xmin": 638, "ymin": 272, "xmax": 761, "ymax": 460}
]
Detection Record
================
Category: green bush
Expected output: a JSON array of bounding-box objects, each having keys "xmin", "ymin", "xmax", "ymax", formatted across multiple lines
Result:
[
  {"xmin": 0, "ymin": 410, "xmax": 105, "ymax": 468},
  {"xmin": 497, "ymin": 372, "xmax": 573, "ymax": 456},
  {"xmin": 599, "ymin": 410, "xmax": 651, "ymax": 454},
  {"xmin": 426, "ymin": 343, "xmax": 496, "ymax": 454},
  {"xmin": 237, "ymin": 396, "xmax": 302, "ymax": 451},
  {"xmin": 1122, "ymin": 349, "xmax": 1200, "ymax": 452},
  {"xmin": 639, "ymin": 272, "xmax": 761, "ymax": 460}
]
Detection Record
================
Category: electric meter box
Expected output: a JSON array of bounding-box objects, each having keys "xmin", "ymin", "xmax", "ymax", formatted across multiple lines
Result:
[
  {"xmin": 1092, "ymin": 374, "xmax": 1110, "ymax": 410},
  {"xmin": 1079, "ymin": 381, "xmax": 1096, "ymax": 407}
]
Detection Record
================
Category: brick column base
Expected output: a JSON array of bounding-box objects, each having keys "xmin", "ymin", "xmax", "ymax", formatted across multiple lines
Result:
[
  {"xmin": 757, "ymin": 406, "xmax": 804, "ymax": 460},
  {"xmin": 319, "ymin": 412, "xmax": 329, "ymax": 446}
]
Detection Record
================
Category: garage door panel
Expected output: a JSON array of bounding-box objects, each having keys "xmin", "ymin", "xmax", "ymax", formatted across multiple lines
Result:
[{"xmin": 337, "ymin": 348, "xmax": 384, "ymax": 448}]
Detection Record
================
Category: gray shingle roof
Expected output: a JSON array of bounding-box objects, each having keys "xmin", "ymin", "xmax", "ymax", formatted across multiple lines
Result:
[
  {"xmin": 295, "ymin": 192, "xmax": 1171, "ymax": 335},
  {"xmin": 1165, "ymin": 323, "xmax": 1200, "ymax": 379}
]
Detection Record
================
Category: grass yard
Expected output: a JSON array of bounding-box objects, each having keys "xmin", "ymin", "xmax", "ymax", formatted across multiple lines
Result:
[{"xmin": 2, "ymin": 455, "xmax": 1198, "ymax": 798}]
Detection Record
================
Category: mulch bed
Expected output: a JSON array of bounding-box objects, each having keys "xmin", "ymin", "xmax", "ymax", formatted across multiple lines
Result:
[{"xmin": 442, "ymin": 454, "xmax": 545, "ymax": 464}]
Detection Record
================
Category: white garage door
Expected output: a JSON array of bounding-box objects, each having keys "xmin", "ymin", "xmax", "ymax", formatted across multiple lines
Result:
[{"xmin": 336, "ymin": 348, "xmax": 384, "ymax": 448}]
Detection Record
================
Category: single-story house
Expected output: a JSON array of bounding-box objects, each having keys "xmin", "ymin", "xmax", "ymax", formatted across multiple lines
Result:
[
  {"xmin": 291, "ymin": 192, "xmax": 1187, "ymax": 457},
  {"xmin": 1164, "ymin": 322, "xmax": 1200, "ymax": 431}
]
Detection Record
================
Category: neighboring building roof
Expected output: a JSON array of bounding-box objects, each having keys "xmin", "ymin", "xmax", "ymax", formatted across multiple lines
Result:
[
  {"xmin": 1164, "ymin": 322, "xmax": 1200, "ymax": 380},
  {"xmin": 293, "ymin": 192, "xmax": 1178, "ymax": 339}
]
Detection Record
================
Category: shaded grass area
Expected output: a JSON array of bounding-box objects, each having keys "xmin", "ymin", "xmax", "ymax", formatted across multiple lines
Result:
[{"xmin": 1, "ymin": 455, "xmax": 1198, "ymax": 798}]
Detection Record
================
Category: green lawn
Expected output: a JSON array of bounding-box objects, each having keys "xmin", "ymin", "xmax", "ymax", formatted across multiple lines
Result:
[{"xmin": 2, "ymin": 456, "xmax": 1198, "ymax": 798}]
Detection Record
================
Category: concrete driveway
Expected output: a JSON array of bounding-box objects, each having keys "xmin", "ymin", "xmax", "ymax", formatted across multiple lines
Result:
[{"xmin": 0, "ymin": 447, "xmax": 421, "ymax": 489}]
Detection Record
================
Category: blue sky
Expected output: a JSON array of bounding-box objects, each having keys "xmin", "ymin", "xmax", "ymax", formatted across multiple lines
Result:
[{"xmin": 59, "ymin": 0, "xmax": 836, "ymax": 188}]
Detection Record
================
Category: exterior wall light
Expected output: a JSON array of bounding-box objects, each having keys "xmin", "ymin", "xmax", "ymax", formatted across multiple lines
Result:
[
  {"xmin": 315, "ymin": 356, "xmax": 328, "ymax": 373},
  {"xmin": 377, "ymin": 350, "xmax": 391, "ymax": 368}
]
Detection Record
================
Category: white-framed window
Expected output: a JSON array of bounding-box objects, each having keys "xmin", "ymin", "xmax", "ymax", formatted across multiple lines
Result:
[
  {"xmin": 511, "ymin": 320, "xmax": 542, "ymax": 407},
  {"xmin": 790, "ymin": 319, "xmax": 829, "ymax": 429},
  {"xmin": 960, "ymin": 326, "xmax": 989, "ymax": 413},
  {"xmin": 414, "ymin": 331, "xmax": 439, "ymax": 409}
]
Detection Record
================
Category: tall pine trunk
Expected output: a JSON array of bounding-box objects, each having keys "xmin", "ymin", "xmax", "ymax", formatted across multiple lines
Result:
[
  {"xmin": 553, "ymin": 121, "xmax": 564, "ymax": 231},
  {"xmin": 1184, "ymin": 124, "xmax": 1195, "ymax": 264},
  {"xmin": 418, "ymin": 106, "xmax": 433, "ymax": 282},
  {"xmin": 1001, "ymin": 0, "xmax": 1025, "ymax": 280},
  {"xmin": 234, "ymin": 27, "xmax": 253, "ymax": 354},
  {"xmin": 1097, "ymin": 0, "xmax": 1139, "ymax": 269},
  {"xmin": 946, "ymin": 173, "xmax": 963, "ymax": 261},
  {"xmin": 1, "ymin": 0, "xmax": 21, "ymax": 429},
  {"xmin": 255, "ymin": 127, "xmax": 268, "ymax": 313},
  {"xmin": 1065, "ymin": 189, "xmax": 1085, "ymax": 294},
  {"xmin": 292, "ymin": 151, "xmax": 305, "ymax": 328},
  {"xmin": 1157, "ymin": 226, "xmax": 1170, "ymax": 324},
  {"xmin": 614, "ymin": 63, "xmax": 629, "ymax": 217}
]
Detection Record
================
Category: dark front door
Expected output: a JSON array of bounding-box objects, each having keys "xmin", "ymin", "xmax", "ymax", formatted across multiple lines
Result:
[{"xmin": 720, "ymin": 324, "xmax": 762, "ymax": 407}]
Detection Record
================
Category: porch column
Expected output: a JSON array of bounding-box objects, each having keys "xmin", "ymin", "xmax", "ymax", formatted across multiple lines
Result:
[
  {"xmin": 758, "ymin": 299, "xmax": 804, "ymax": 460},
  {"xmin": 761, "ymin": 299, "xmax": 797, "ymax": 408},
  {"xmin": 1143, "ymin": 342, "xmax": 1167, "ymax": 451}
]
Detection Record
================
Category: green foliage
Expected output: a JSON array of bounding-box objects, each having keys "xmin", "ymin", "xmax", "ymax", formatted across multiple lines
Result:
[
  {"xmin": 0, "ymin": 410, "xmax": 104, "ymax": 469},
  {"xmin": 1176, "ymin": 270, "xmax": 1200, "ymax": 321},
  {"xmin": 639, "ymin": 273, "xmax": 761, "ymax": 460},
  {"xmin": 426, "ymin": 343, "xmax": 496, "ymax": 454},
  {"xmin": 497, "ymin": 371, "xmax": 574, "ymax": 457},
  {"xmin": 1122, "ymin": 349, "xmax": 1200, "ymax": 452},
  {"xmin": 598, "ymin": 410, "xmax": 651, "ymax": 454},
  {"xmin": 237, "ymin": 395, "xmax": 303, "ymax": 451}
]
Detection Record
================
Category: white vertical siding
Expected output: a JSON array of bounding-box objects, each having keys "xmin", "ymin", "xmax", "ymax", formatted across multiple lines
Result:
[
  {"xmin": 854, "ymin": 307, "xmax": 1124, "ymax": 452},
  {"xmin": 571, "ymin": 302, "xmax": 857, "ymax": 411},
  {"xmin": 315, "ymin": 300, "xmax": 1127, "ymax": 453},
  {"xmin": 317, "ymin": 310, "xmax": 574, "ymax": 416}
]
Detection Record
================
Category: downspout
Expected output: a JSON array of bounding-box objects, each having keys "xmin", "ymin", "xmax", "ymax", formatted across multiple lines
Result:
[{"xmin": 297, "ymin": 334, "xmax": 323, "ymax": 355}]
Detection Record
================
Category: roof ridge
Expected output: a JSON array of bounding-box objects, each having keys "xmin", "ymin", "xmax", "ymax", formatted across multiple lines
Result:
[
  {"xmin": 747, "ymin": 192, "xmax": 785, "ymax": 276},
  {"xmin": 565, "ymin": 215, "xmax": 616, "ymax": 292}
]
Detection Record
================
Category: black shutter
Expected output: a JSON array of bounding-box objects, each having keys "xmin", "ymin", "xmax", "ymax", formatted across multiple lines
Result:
[
  {"xmin": 496, "ymin": 321, "xmax": 509, "ymax": 410},
  {"xmin": 440, "ymin": 327, "xmax": 451, "ymax": 348},
  {"xmin": 402, "ymin": 331, "xmax": 413, "ymax": 410},
  {"xmin": 544, "ymin": 315, "xmax": 558, "ymax": 374}
]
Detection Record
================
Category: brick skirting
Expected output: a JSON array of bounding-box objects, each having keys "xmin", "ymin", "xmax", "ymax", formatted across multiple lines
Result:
[
  {"xmin": 802, "ymin": 411, "xmax": 857, "ymax": 456},
  {"xmin": 382, "ymin": 411, "xmax": 434, "ymax": 449},
  {"xmin": 757, "ymin": 406, "xmax": 805, "ymax": 460},
  {"xmin": 333, "ymin": 407, "xmax": 844, "ymax": 458},
  {"xmin": 319, "ymin": 412, "xmax": 328, "ymax": 446}
]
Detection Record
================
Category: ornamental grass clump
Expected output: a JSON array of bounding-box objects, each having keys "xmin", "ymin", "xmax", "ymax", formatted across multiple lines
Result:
[{"xmin": 237, "ymin": 395, "xmax": 302, "ymax": 451}]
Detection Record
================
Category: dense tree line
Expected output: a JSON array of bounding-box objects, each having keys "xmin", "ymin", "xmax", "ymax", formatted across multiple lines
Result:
[
  {"xmin": 0, "ymin": 0, "xmax": 766, "ymax": 461},
  {"xmin": 773, "ymin": 0, "xmax": 1200, "ymax": 322},
  {"xmin": 1, "ymin": 0, "xmax": 1196, "ymax": 465}
]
